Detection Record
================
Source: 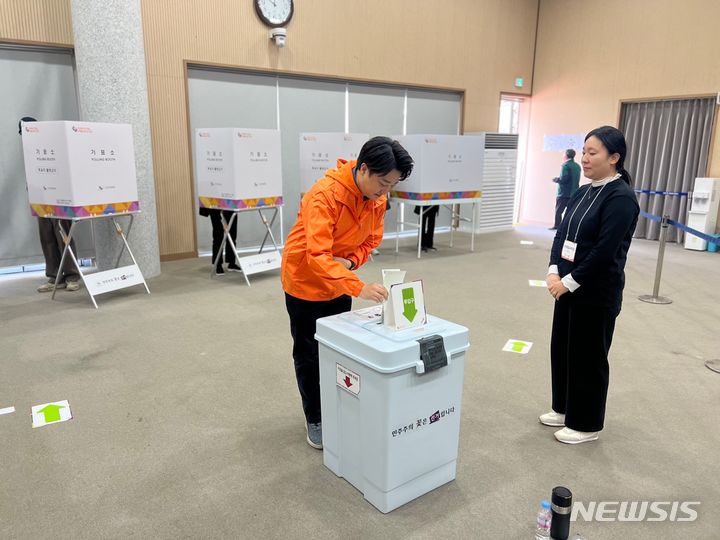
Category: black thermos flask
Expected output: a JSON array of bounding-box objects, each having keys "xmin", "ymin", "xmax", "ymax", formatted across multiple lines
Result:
[{"xmin": 550, "ymin": 486, "xmax": 572, "ymax": 539}]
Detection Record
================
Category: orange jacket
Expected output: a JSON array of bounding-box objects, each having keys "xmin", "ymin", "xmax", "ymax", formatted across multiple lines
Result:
[{"xmin": 282, "ymin": 159, "xmax": 386, "ymax": 301}]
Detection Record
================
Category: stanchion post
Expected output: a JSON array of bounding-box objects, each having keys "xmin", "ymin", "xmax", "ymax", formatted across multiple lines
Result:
[{"xmin": 639, "ymin": 214, "xmax": 673, "ymax": 305}]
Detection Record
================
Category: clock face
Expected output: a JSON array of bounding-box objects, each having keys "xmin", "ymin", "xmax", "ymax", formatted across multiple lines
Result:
[{"xmin": 255, "ymin": 0, "xmax": 294, "ymax": 27}]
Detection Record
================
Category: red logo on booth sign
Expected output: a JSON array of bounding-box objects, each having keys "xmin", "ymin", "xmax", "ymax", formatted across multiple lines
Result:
[{"xmin": 71, "ymin": 126, "xmax": 93, "ymax": 133}]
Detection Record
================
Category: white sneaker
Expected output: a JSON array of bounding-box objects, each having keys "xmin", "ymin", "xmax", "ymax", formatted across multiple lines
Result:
[
  {"xmin": 554, "ymin": 427, "xmax": 599, "ymax": 444},
  {"xmin": 37, "ymin": 280, "xmax": 66, "ymax": 293},
  {"xmin": 539, "ymin": 410, "xmax": 565, "ymax": 427},
  {"xmin": 65, "ymin": 280, "xmax": 80, "ymax": 292}
]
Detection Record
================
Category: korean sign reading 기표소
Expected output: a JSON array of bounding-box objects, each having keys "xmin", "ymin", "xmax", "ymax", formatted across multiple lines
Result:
[{"xmin": 21, "ymin": 121, "xmax": 139, "ymax": 217}]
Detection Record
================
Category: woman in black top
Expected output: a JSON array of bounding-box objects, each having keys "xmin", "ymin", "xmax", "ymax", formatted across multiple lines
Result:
[{"xmin": 540, "ymin": 126, "xmax": 639, "ymax": 444}]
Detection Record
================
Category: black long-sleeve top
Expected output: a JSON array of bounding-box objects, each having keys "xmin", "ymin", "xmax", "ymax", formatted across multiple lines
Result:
[{"xmin": 550, "ymin": 178, "xmax": 639, "ymax": 313}]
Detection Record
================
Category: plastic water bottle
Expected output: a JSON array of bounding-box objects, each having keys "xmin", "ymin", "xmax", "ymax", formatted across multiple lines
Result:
[{"xmin": 536, "ymin": 500, "xmax": 552, "ymax": 539}]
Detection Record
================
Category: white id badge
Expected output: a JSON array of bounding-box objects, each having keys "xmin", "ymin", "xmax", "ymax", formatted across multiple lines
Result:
[{"xmin": 561, "ymin": 240, "xmax": 577, "ymax": 262}]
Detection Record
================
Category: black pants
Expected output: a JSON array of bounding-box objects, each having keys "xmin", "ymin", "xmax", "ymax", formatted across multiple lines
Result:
[
  {"xmin": 209, "ymin": 210, "xmax": 237, "ymax": 266},
  {"xmin": 38, "ymin": 217, "xmax": 79, "ymax": 283},
  {"xmin": 285, "ymin": 292, "xmax": 353, "ymax": 423},
  {"xmin": 554, "ymin": 197, "xmax": 571, "ymax": 229},
  {"xmin": 420, "ymin": 206, "xmax": 438, "ymax": 248},
  {"xmin": 550, "ymin": 294, "xmax": 618, "ymax": 432}
]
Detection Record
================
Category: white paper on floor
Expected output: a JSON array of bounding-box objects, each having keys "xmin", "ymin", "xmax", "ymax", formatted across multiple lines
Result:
[
  {"xmin": 0, "ymin": 406, "xmax": 15, "ymax": 416},
  {"xmin": 502, "ymin": 339, "xmax": 533, "ymax": 355},
  {"xmin": 520, "ymin": 240, "xmax": 534, "ymax": 245},
  {"xmin": 31, "ymin": 400, "xmax": 72, "ymax": 428},
  {"xmin": 528, "ymin": 280, "xmax": 547, "ymax": 287}
]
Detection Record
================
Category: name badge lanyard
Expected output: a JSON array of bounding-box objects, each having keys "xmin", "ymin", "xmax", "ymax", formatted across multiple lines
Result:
[
  {"xmin": 565, "ymin": 183, "xmax": 608, "ymax": 243},
  {"xmin": 560, "ymin": 175, "xmax": 618, "ymax": 262}
]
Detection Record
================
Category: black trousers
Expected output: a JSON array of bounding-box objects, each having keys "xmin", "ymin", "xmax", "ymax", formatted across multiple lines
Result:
[
  {"xmin": 38, "ymin": 217, "xmax": 79, "ymax": 283},
  {"xmin": 550, "ymin": 294, "xmax": 618, "ymax": 432},
  {"xmin": 554, "ymin": 197, "xmax": 571, "ymax": 229},
  {"xmin": 420, "ymin": 206, "xmax": 438, "ymax": 248},
  {"xmin": 285, "ymin": 292, "xmax": 353, "ymax": 423},
  {"xmin": 209, "ymin": 210, "xmax": 237, "ymax": 266}
]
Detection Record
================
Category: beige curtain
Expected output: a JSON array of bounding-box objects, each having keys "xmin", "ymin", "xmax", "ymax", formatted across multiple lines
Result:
[{"xmin": 620, "ymin": 97, "xmax": 716, "ymax": 242}]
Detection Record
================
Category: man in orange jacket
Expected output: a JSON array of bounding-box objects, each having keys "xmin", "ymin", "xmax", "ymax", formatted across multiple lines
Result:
[{"xmin": 282, "ymin": 136, "xmax": 413, "ymax": 449}]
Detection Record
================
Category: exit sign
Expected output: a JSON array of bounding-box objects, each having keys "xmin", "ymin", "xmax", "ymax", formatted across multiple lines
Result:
[{"xmin": 514, "ymin": 77, "xmax": 524, "ymax": 88}]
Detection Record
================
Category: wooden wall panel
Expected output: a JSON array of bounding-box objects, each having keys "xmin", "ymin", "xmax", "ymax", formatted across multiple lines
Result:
[
  {"xmin": 140, "ymin": 0, "xmax": 539, "ymax": 258},
  {"xmin": 521, "ymin": 0, "xmax": 720, "ymax": 225},
  {"xmin": 1, "ymin": 0, "xmax": 539, "ymax": 259},
  {"xmin": 0, "ymin": 0, "xmax": 73, "ymax": 46}
]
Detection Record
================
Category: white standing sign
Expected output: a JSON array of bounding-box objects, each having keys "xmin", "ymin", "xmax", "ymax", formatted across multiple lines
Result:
[
  {"xmin": 237, "ymin": 250, "xmax": 281, "ymax": 276},
  {"xmin": 21, "ymin": 121, "xmax": 139, "ymax": 217},
  {"xmin": 299, "ymin": 133, "xmax": 369, "ymax": 194},
  {"xmin": 84, "ymin": 264, "xmax": 145, "ymax": 296}
]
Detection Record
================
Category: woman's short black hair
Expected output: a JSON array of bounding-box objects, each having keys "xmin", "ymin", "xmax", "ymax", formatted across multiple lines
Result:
[
  {"xmin": 585, "ymin": 126, "xmax": 632, "ymax": 185},
  {"xmin": 356, "ymin": 136, "xmax": 414, "ymax": 181}
]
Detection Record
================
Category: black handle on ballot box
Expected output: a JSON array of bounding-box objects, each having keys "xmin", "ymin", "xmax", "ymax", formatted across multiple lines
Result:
[{"xmin": 417, "ymin": 335, "xmax": 448, "ymax": 374}]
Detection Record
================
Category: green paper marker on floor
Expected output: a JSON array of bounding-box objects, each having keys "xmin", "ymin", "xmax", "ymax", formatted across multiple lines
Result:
[
  {"xmin": 31, "ymin": 400, "xmax": 73, "ymax": 428},
  {"xmin": 503, "ymin": 339, "xmax": 533, "ymax": 355},
  {"xmin": 38, "ymin": 403, "xmax": 64, "ymax": 423}
]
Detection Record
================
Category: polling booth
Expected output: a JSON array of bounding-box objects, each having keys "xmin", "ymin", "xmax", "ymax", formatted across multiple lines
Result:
[
  {"xmin": 298, "ymin": 132, "xmax": 369, "ymax": 195},
  {"xmin": 195, "ymin": 127, "xmax": 284, "ymax": 285},
  {"xmin": 391, "ymin": 134, "xmax": 484, "ymax": 258},
  {"xmin": 21, "ymin": 120, "xmax": 149, "ymax": 308},
  {"xmin": 317, "ymin": 270, "xmax": 470, "ymax": 513}
]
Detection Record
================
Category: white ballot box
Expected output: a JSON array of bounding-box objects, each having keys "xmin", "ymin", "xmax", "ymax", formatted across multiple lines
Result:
[
  {"xmin": 316, "ymin": 307, "xmax": 470, "ymax": 513},
  {"xmin": 195, "ymin": 128, "xmax": 283, "ymax": 210},
  {"xmin": 299, "ymin": 133, "xmax": 369, "ymax": 194},
  {"xmin": 21, "ymin": 121, "xmax": 139, "ymax": 217},
  {"xmin": 393, "ymin": 134, "xmax": 483, "ymax": 201}
]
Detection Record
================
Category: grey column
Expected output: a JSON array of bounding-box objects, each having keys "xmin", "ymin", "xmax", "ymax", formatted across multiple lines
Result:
[{"xmin": 70, "ymin": 0, "xmax": 161, "ymax": 278}]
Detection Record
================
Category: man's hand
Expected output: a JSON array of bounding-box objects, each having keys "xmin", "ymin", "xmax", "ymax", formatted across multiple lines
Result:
[
  {"xmin": 359, "ymin": 283, "xmax": 388, "ymax": 303},
  {"xmin": 333, "ymin": 257, "xmax": 352, "ymax": 270}
]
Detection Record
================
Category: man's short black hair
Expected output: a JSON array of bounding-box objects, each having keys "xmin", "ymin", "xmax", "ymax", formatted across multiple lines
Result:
[
  {"xmin": 565, "ymin": 149, "xmax": 576, "ymax": 160},
  {"xmin": 356, "ymin": 136, "xmax": 414, "ymax": 181},
  {"xmin": 18, "ymin": 116, "xmax": 37, "ymax": 135}
]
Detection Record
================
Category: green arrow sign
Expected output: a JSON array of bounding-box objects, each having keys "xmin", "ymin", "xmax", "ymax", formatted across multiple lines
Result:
[
  {"xmin": 402, "ymin": 287, "xmax": 418, "ymax": 322},
  {"xmin": 38, "ymin": 403, "xmax": 65, "ymax": 423},
  {"xmin": 511, "ymin": 341, "xmax": 527, "ymax": 352}
]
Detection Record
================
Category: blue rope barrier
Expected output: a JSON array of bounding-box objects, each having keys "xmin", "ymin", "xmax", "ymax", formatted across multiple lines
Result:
[
  {"xmin": 639, "ymin": 211, "xmax": 662, "ymax": 224},
  {"xmin": 639, "ymin": 211, "xmax": 720, "ymax": 246}
]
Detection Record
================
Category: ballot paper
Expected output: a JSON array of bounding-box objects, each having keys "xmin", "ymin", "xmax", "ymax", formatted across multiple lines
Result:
[{"xmin": 382, "ymin": 269, "xmax": 406, "ymax": 325}]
